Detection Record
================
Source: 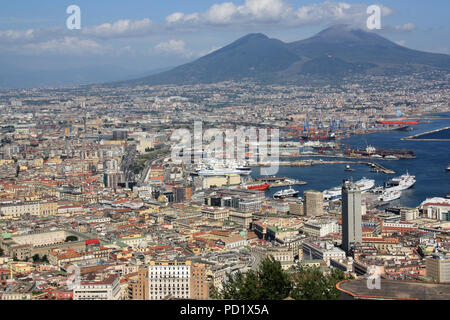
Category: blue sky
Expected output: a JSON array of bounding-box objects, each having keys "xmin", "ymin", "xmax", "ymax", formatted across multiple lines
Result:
[{"xmin": 1, "ymin": 0, "xmax": 449, "ymax": 74}]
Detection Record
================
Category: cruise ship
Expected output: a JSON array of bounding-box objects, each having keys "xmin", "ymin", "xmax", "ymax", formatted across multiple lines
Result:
[
  {"xmin": 273, "ymin": 187, "xmax": 299, "ymax": 199},
  {"xmin": 323, "ymin": 178, "xmax": 375, "ymax": 201},
  {"xmin": 195, "ymin": 166, "xmax": 252, "ymax": 176},
  {"xmin": 384, "ymin": 172, "xmax": 416, "ymax": 191}
]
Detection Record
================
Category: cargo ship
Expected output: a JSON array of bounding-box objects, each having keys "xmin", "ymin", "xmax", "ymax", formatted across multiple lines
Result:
[
  {"xmin": 376, "ymin": 120, "xmax": 419, "ymax": 125},
  {"xmin": 245, "ymin": 182, "xmax": 270, "ymax": 191}
]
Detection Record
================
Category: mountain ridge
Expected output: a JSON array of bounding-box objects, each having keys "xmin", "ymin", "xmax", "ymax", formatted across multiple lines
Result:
[{"xmin": 117, "ymin": 25, "xmax": 450, "ymax": 86}]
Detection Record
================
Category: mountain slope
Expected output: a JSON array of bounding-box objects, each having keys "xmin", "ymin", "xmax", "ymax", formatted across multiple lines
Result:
[
  {"xmin": 121, "ymin": 25, "xmax": 450, "ymax": 86},
  {"xmin": 126, "ymin": 33, "xmax": 301, "ymax": 86}
]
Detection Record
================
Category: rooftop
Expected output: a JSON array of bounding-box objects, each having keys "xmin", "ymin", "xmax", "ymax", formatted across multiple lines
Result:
[{"xmin": 337, "ymin": 279, "xmax": 450, "ymax": 300}]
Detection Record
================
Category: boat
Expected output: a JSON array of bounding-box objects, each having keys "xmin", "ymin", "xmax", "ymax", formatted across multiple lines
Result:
[
  {"xmin": 273, "ymin": 187, "xmax": 299, "ymax": 199},
  {"xmin": 384, "ymin": 172, "xmax": 416, "ymax": 191},
  {"xmin": 245, "ymin": 183, "xmax": 270, "ymax": 191},
  {"xmin": 195, "ymin": 166, "xmax": 251, "ymax": 176},
  {"xmin": 379, "ymin": 189, "xmax": 402, "ymax": 202},
  {"xmin": 355, "ymin": 178, "xmax": 375, "ymax": 193},
  {"xmin": 323, "ymin": 186, "xmax": 342, "ymax": 201},
  {"xmin": 446, "ymin": 165, "xmax": 450, "ymax": 172},
  {"xmin": 323, "ymin": 178, "xmax": 375, "ymax": 201},
  {"xmin": 344, "ymin": 165, "xmax": 355, "ymax": 172}
]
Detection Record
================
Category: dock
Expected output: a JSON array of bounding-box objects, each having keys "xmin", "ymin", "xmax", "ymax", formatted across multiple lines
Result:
[
  {"xmin": 402, "ymin": 126, "xmax": 450, "ymax": 141},
  {"xmin": 250, "ymin": 160, "xmax": 395, "ymax": 174}
]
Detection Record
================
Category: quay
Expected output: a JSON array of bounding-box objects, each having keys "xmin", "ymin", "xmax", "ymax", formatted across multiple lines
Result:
[
  {"xmin": 250, "ymin": 160, "xmax": 395, "ymax": 174},
  {"xmin": 402, "ymin": 126, "xmax": 450, "ymax": 141}
]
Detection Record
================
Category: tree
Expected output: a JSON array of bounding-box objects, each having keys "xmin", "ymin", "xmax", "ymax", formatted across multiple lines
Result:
[
  {"xmin": 211, "ymin": 256, "xmax": 292, "ymax": 300},
  {"xmin": 290, "ymin": 266, "xmax": 352, "ymax": 300},
  {"xmin": 65, "ymin": 235, "xmax": 78, "ymax": 242}
]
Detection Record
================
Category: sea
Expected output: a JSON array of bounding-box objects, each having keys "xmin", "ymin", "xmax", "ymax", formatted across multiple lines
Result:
[{"xmin": 251, "ymin": 112, "xmax": 450, "ymax": 208}]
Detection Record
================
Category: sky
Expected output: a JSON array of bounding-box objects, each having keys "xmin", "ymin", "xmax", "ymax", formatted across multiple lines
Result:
[{"xmin": 1, "ymin": 0, "xmax": 449, "ymax": 78}]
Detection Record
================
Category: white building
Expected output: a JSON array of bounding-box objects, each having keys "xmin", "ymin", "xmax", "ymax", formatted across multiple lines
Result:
[
  {"xmin": 148, "ymin": 261, "xmax": 191, "ymax": 300},
  {"xmin": 302, "ymin": 240, "xmax": 346, "ymax": 266},
  {"xmin": 303, "ymin": 220, "xmax": 339, "ymax": 237},
  {"xmin": 73, "ymin": 275, "xmax": 121, "ymax": 300}
]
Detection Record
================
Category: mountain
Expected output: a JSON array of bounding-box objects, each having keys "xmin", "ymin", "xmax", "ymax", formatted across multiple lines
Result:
[
  {"xmin": 123, "ymin": 33, "xmax": 300, "ymax": 86},
  {"xmin": 122, "ymin": 25, "xmax": 450, "ymax": 86}
]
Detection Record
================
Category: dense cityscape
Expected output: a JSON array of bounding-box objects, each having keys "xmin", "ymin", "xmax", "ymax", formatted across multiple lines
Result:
[
  {"xmin": 1, "ymin": 0, "xmax": 450, "ymax": 307},
  {"xmin": 0, "ymin": 73, "xmax": 448, "ymax": 301}
]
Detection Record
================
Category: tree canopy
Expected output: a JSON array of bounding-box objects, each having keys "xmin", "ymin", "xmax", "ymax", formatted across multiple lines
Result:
[{"xmin": 210, "ymin": 256, "xmax": 352, "ymax": 300}]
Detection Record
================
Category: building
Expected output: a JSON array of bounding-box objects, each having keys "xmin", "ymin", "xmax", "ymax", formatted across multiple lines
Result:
[
  {"xmin": 303, "ymin": 220, "xmax": 339, "ymax": 237},
  {"xmin": 112, "ymin": 129, "xmax": 128, "ymax": 141},
  {"xmin": 0, "ymin": 201, "xmax": 58, "ymax": 218},
  {"xmin": 341, "ymin": 180, "xmax": 362, "ymax": 253},
  {"xmin": 190, "ymin": 263, "xmax": 210, "ymax": 299},
  {"xmin": 337, "ymin": 279, "xmax": 450, "ymax": 300},
  {"xmin": 289, "ymin": 200, "xmax": 304, "ymax": 216},
  {"xmin": 302, "ymin": 240, "xmax": 346, "ymax": 266},
  {"xmin": 303, "ymin": 190, "xmax": 323, "ymax": 217},
  {"xmin": 148, "ymin": 260, "xmax": 191, "ymax": 300},
  {"xmin": 228, "ymin": 211, "xmax": 253, "ymax": 229},
  {"xmin": 127, "ymin": 267, "xmax": 149, "ymax": 300},
  {"xmin": 426, "ymin": 252, "xmax": 450, "ymax": 283},
  {"xmin": 422, "ymin": 199, "xmax": 450, "ymax": 221},
  {"xmin": 201, "ymin": 207, "xmax": 229, "ymax": 221},
  {"xmin": 73, "ymin": 274, "xmax": 121, "ymax": 300}
]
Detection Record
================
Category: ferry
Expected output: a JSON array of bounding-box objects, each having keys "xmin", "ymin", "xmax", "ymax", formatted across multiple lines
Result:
[
  {"xmin": 273, "ymin": 187, "xmax": 299, "ymax": 199},
  {"xmin": 385, "ymin": 172, "xmax": 416, "ymax": 191},
  {"xmin": 323, "ymin": 178, "xmax": 375, "ymax": 201},
  {"xmin": 195, "ymin": 166, "xmax": 251, "ymax": 176},
  {"xmin": 379, "ymin": 189, "xmax": 402, "ymax": 202}
]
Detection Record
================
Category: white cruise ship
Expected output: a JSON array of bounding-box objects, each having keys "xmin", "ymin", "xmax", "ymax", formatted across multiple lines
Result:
[
  {"xmin": 323, "ymin": 178, "xmax": 375, "ymax": 201},
  {"xmin": 195, "ymin": 167, "xmax": 251, "ymax": 176},
  {"xmin": 385, "ymin": 172, "xmax": 416, "ymax": 191}
]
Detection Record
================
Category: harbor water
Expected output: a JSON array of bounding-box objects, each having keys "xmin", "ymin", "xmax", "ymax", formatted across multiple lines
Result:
[{"xmin": 251, "ymin": 112, "xmax": 450, "ymax": 208}]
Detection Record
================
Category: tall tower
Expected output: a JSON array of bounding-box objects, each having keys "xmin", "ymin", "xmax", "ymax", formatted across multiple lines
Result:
[
  {"xmin": 341, "ymin": 180, "xmax": 362, "ymax": 253},
  {"xmin": 303, "ymin": 190, "xmax": 324, "ymax": 217}
]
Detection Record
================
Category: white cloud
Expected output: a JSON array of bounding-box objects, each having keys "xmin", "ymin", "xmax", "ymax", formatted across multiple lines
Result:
[
  {"xmin": 82, "ymin": 18, "xmax": 156, "ymax": 38},
  {"xmin": 20, "ymin": 37, "xmax": 105, "ymax": 55},
  {"xmin": 393, "ymin": 23, "xmax": 416, "ymax": 32},
  {"xmin": 164, "ymin": 0, "xmax": 394, "ymax": 29},
  {"xmin": 155, "ymin": 40, "xmax": 187, "ymax": 55}
]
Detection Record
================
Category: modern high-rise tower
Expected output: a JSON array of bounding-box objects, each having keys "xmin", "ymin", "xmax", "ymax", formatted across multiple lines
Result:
[{"xmin": 341, "ymin": 180, "xmax": 362, "ymax": 253}]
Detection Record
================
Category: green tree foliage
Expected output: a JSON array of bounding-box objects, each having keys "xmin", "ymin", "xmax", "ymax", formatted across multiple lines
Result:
[
  {"xmin": 32, "ymin": 254, "xmax": 50, "ymax": 263},
  {"xmin": 290, "ymin": 266, "xmax": 352, "ymax": 300},
  {"xmin": 210, "ymin": 257, "xmax": 352, "ymax": 300},
  {"xmin": 65, "ymin": 235, "xmax": 78, "ymax": 242},
  {"xmin": 212, "ymin": 256, "xmax": 291, "ymax": 300}
]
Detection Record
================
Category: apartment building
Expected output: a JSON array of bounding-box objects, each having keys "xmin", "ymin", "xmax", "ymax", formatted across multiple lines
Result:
[
  {"xmin": 73, "ymin": 274, "xmax": 121, "ymax": 300},
  {"xmin": 0, "ymin": 200, "xmax": 58, "ymax": 218},
  {"xmin": 148, "ymin": 260, "xmax": 209, "ymax": 300}
]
